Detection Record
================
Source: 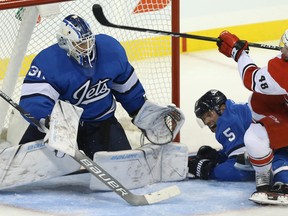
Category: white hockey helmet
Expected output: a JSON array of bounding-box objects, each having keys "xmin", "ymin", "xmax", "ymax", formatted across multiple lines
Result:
[
  {"xmin": 56, "ymin": 15, "xmax": 96, "ymax": 68},
  {"xmin": 279, "ymin": 29, "xmax": 288, "ymax": 48}
]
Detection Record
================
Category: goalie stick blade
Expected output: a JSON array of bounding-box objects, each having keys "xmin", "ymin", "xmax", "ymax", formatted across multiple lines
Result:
[
  {"xmin": 144, "ymin": 185, "xmax": 181, "ymax": 205},
  {"xmin": 74, "ymin": 150, "xmax": 180, "ymax": 206},
  {"xmin": 91, "ymin": 4, "xmax": 280, "ymax": 51},
  {"xmin": 249, "ymin": 191, "xmax": 288, "ymax": 205}
]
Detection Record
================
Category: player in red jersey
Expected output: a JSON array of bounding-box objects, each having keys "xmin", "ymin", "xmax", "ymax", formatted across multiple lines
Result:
[{"xmin": 216, "ymin": 30, "xmax": 288, "ymax": 205}]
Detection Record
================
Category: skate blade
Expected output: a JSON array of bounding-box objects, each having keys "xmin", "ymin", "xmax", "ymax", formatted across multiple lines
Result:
[{"xmin": 249, "ymin": 192, "xmax": 288, "ymax": 205}]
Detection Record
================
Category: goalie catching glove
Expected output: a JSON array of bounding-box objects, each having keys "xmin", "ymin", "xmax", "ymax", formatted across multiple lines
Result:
[{"xmin": 133, "ymin": 100, "xmax": 185, "ymax": 145}]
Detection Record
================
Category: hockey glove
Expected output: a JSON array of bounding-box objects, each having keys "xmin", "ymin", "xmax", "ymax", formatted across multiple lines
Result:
[
  {"xmin": 197, "ymin": 145, "xmax": 219, "ymax": 163},
  {"xmin": 188, "ymin": 156, "xmax": 216, "ymax": 180},
  {"xmin": 217, "ymin": 30, "xmax": 249, "ymax": 62}
]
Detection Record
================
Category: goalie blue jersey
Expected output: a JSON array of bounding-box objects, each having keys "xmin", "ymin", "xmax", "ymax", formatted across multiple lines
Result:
[
  {"xmin": 215, "ymin": 99, "xmax": 252, "ymax": 158},
  {"xmin": 20, "ymin": 34, "xmax": 146, "ymax": 122}
]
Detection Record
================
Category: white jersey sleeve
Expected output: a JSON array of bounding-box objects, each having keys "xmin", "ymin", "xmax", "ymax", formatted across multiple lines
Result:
[{"xmin": 237, "ymin": 52, "xmax": 288, "ymax": 95}]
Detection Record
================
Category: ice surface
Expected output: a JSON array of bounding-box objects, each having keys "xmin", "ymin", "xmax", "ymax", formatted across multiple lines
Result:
[{"xmin": 0, "ymin": 173, "xmax": 287, "ymax": 216}]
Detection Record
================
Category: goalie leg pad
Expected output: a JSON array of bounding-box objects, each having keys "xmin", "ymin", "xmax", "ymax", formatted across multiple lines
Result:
[
  {"xmin": 160, "ymin": 142, "xmax": 189, "ymax": 181},
  {"xmin": 90, "ymin": 148, "xmax": 156, "ymax": 191},
  {"xmin": 0, "ymin": 140, "xmax": 80, "ymax": 189},
  {"xmin": 89, "ymin": 142, "xmax": 188, "ymax": 191},
  {"xmin": 139, "ymin": 142, "xmax": 188, "ymax": 182}
]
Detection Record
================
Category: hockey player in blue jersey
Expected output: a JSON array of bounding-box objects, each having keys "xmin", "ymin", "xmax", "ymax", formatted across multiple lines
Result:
[
  {"xmin": 188, "ymin": 89, "xmax": 288, "ymax": 205},
  {"xmin": 18, "ymin": 14, "xmax": 184, "ymax": 159},
  {"xmin": 188, "ymin": 89, "xmax": 255, "ymax": 181}
]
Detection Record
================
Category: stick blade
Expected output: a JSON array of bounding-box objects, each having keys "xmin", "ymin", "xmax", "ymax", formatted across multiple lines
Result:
[
  {"xmin": 144, "ymin": 185, "xmax": 181, "ymax": 204},
  {"xmin": 92, "ymin": 4, "xmax": 112, "ymax": 26}
]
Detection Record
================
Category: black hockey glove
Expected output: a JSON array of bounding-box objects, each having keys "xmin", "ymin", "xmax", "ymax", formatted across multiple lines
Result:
[
  {"xmin": 197, "ymin": 145, "xmax": 219, "ymax": 163},
  {"xmin": 188, "ymin": 156, "xmax": 216, "ymax": 180},
  {"xmin": 188, "ymin": 145, "xmax": 219, "ymax": 180}
]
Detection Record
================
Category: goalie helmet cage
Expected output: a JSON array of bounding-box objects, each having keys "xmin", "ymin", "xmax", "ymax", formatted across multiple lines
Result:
[{"xmin": 0, "ymin": 0, "xmax": 180, "ymax": 144}]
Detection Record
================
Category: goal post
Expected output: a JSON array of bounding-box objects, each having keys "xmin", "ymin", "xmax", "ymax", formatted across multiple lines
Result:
[
  {"xmin": 0, "ymin": 0, "xmax": 72, "ymax": 10},
  {"xmin": 0, "ymin": 0, "xmax": 180, "ymax": 147},
  {"xmin": 0, "ymin": 6, "xmax": 39, "ymax": 135}
]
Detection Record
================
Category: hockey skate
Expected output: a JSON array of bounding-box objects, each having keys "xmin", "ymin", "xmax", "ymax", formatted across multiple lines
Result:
[{"xmin": 249, "ymin": 171, "xmax": 288, "ymax": 205}]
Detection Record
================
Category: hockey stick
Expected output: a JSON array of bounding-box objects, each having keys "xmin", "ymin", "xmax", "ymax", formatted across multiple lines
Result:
[
  {"xmin": 92, "ymin": 4, "xmax": 281, "ymax": 51},
  {"xmin": 73, "ymin": 149, "xmax": 180, "ymax": 206},
  {"xmin": 0, "ymin": 90, "xmax": 46, "ymax": 131},
  {"xmin": 0, "ymin": 90, "xmax": 181, "ymax": 206}
]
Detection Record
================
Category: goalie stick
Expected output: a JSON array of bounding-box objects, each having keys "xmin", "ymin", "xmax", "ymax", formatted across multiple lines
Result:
[
  {"xmin": 0, "ymin": 90, "xmax": 181, "ymax": 206},
  {"xmin": 0, "ymin": 90, "xmax": 45, "ymax": 131},
  {"xmin": 92, "ymin": 4, "xmax": 281, "ymax": 51}
]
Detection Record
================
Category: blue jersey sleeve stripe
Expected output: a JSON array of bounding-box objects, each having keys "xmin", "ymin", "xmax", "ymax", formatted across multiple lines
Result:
[
  {"xmin": 21, "ymin": 82, "xmax": 59, "ymax": 102},
  {"xmin": 20, "ymin": 94, "xmax": 55, "ymax": 104},
  {"xmin": 111, "ymin": 70, "xmax": 139, "ymax": 93}
]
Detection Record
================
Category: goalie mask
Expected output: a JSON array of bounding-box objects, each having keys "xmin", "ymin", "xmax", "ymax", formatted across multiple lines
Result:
[
  {"xmin": 194, "ymin": 89, "xmax": 227, "ymax": 119},
  {"xmin": 56, "ymin": 15, "xmax": 96, "ymax": 68}
]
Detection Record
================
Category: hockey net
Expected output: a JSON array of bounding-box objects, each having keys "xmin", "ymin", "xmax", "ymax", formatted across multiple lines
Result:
[{"xmin": 0, "ymin": 0, "xmax": 179, "ymax": 147}]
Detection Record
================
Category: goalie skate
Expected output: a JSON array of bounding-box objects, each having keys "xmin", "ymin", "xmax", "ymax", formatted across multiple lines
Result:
[{"xmin": 249, "ymin": 191, "xmax": 288, "ymax": 205}]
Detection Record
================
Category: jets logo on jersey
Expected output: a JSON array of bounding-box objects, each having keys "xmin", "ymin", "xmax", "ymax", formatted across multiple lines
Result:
[{"xmin": 74, "ymin": 79, "xmax": 111, "ymax": 105}]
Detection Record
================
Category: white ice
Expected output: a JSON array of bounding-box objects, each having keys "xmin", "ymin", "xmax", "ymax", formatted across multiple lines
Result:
[{"xmin": 1, "ymin": 46, "xmax": 287, "ymax": 215}]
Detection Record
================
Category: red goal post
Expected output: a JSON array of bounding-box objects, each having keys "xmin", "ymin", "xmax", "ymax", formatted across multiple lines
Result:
[
  {"xmin": 0, "ymin": 0, "xmax": 180, "ymax": 146},
  {"xmin": 0, "ymin": 0, "xmax": 72, "ymax": 10}
]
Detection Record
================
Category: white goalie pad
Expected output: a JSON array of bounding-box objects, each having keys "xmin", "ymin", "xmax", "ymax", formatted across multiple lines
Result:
[
  {"xmin": 47, "ymin": 100, "xmax": 83, "ymax": 157},
  {"xmin": 0, "ymin": 100, "xmax": 84, "ymax": 190},
  {"xmin": 89, "ymin": 142, "xmax": 188, "ymax": 191},
  {"xmin": 133, "ymin": 100, "xmax": 185, "ymax": 144},
  {"xmin": 0, "ymin": 140, "xmax": 80, "ymax": 189},
  {"xmin": 161, "ymin": 143, "xmax": 189, "ymax": 181}
]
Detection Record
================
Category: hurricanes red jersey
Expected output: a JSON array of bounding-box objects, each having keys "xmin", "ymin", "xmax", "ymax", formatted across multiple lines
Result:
[
  {"xmin": 238, "ymin": 52, "xmax": 288, "ymax": 150},
  {"xmin": 238, "ymin": 52, "xmax": 288, "ymax": 95}
]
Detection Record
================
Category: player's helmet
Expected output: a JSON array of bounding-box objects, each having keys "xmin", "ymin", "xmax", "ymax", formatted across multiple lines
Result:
[
  {"xmin": 279, "ymin": 29, "xmax": 288, "ymax": 48},
  {"xmin": 194, "ymin": 89, "xmax": 227, "ymax": 118},
  {"xmin": 56, "ymin": 15, "xmax": 96, "ymax": 68}
]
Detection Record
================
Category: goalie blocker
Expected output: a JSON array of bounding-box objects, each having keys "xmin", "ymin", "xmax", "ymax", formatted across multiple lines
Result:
[
  {"xmin": 90, "ymin": 142, "xmax": 188, "ymax": 190},
  {"xmin": 133, "ymin": 100, "xmax": 185, "ymax": 145}
]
